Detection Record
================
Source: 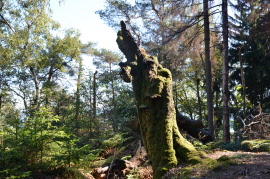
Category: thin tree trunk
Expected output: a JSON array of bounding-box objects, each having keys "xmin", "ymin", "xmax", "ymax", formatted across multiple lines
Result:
[
  {"xmin": 239, "ymin": 45, "xmax": 246, "ymax": 119},
  {"xmin": 203, "ymin": 0, "xmax": 215, "ymax": 139},
  {"xmin": 88, "ymin": 76, "xmax": 93, "ymax": 137},
  {"xmin": 75, "ymin": 58, "xmax": 83, "ymax": 129},
  {"xmin": 109, "ymin": 62, "xmax": 117, "ymax": 132},
  {"xmin": 222, "ymin": 0, "xmax": 230, "ymax": 143},
  {"xmin": 196, "ymin": 78, "xmax": 203, "ymax": 122},
  {"xmin": 93, "ymin": 71, "xmax": 99, "ymax": 136},
  {"xmin": 45, "ymin": 66, "xmax": 54, "ymax": 106}
]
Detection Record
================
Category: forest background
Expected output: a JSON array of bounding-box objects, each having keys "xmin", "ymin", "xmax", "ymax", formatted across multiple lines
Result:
[{"xmin": 0, "ymin": 0, "xmax": 270, "ymax": 178}]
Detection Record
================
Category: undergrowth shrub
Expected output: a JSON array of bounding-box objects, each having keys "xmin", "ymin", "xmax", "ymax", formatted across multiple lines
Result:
[
  {"xmin": 0, "ymin": 167, "xmax": 31, "ymax": 179},
  {"xmin": 88, "ymin": 133, "xmax": 135, "ymax": 169},
  {"xmin": 102, "ymin": 133, "xmax": 124, "ymax": 148}
]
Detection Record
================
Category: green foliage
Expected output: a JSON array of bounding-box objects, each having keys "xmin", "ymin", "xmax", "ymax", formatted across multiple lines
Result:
[
  {"xmin": 73, "ymin": 144, "xmax": 101, "ymax": 168},
  {"xmin": 101, "ymin": 133, "xmax": 125, "ymax": 148},
  {"xmin": 0, "ymin": 107, "xmax": 77, "ymax": 178},
  {"xmin": 229, "ymin": 0, "xmax": 270, "ymax": 108},
  {"xmin": 0, "ymin": 167, "xmax": 31, "ymax": 179}
]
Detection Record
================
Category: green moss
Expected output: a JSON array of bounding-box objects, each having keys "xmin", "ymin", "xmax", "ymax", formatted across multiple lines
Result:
[
  {"xmin": 257, "ymin": 143, "xmax": 270, "ymax": 152},
  {"xmin": 116, "ymin": 30, "xmax": 124, "ymax": 48},
  {"xmin": 179, "ymin": 167, "xmax": 193, "ymax": 176},
  {"xmin": 158, "ymin": 68, "xmax": 171, "ymax": 79},
  {"xmin": 173, "ymin": 158, "xmax": 227, "ymax": 178},
  {"xmin": 217, "ymin": 155, "xmax": 230, "ymax": 162},
  {"xmin": 137, "ymin": 60, "xmax": 180, "ymax": 178},
  {"xmin": 241, "ymin": 139, "xmax": 270, "ymax": 151},
  {"xmin": 117, "ymin": 30, "xmax": 122, "ymax": 36}
]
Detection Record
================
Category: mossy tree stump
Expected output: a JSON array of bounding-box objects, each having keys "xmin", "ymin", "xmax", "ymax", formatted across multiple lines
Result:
[{"xmin": 117, "ymin": 21, "xmax": 206, "ymax": 178}]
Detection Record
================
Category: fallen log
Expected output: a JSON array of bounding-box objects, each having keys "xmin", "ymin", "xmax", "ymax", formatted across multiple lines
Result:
[{"xmin": 176, "ymin": 107, "xmax": 213, "ymax": 144}]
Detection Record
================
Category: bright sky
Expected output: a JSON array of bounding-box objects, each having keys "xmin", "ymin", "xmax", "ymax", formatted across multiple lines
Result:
[
  {"xmin": 50, "ymin": 0, "xmax": 120, "ymax": 70},
  {"xmin": 50, "ymin": 0, "xmax": 119, "ymax": 51},
  {"xmin": 49, "ymin": 0, "xmax": 124, "ymax": 87}
]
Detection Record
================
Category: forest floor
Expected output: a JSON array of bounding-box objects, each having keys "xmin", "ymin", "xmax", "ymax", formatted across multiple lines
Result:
[
  {"xmin": 147, "ymin": 150, "xmax": 270, "ymax": 179},
  {"xmin": 199, "ymin": 150, "xmax": 270, "ymax": 179},
  {"xmin": 85, "ymin": 149, "xmax": 270, "ymax": 179}
]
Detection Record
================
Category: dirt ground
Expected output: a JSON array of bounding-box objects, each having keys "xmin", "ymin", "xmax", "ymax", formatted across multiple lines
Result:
[
  {"xmin": 85, "ymin": 150, "xmax": 270, "ymax": 179},
  {"xmin": 202, "ymin": 151, "xmax": 270, "ymax": 179}
]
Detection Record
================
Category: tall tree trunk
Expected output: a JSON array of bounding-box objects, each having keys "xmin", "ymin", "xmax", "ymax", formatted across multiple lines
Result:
[
  {"xmin": 45, "ymin": 66, "xmax": 54, "ymax": 106},
  {"xmin": 239, "ymin": 45, "xmax": 246, "ymax": 119},
  {"xmin": 203, "ymin": 0, "xmax": 215, "ymax": 139},
  {"xmin": 93, "ymin": 71, "xmax": 99, "ymax": 136},
  {"xmin": 109, "ymin": 62, "xmax": 117, "ymax": 132},
  {"xmin": 117, "ymin": 21, "xmax": 208, "ymax": 179},
  {"xmin": 75, "ymin": 58, "xmax": 83, "ymax": 131},
  {"xmin": 88, "ymin": 77, "xmax": 95, "ymax": 139},
  {"xmin": 88, "ymin": 76, "xmax": 93, "ymax": 137},
  {"xmin": 222, "ymin": 0, "xmax": 230, "ymax": 143}
]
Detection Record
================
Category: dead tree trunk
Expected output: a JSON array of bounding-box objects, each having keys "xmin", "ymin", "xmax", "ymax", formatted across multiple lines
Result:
[{"xmin": 117, "ymin": 21, "xmax": 208, "ymax": 179}]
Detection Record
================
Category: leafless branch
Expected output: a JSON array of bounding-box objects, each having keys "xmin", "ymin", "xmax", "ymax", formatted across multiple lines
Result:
[{"xmin": 0, "ymin": 13, "xmax": 15, "ymax": 33}]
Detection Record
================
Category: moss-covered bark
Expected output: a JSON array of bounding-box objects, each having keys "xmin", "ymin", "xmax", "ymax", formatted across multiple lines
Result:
[{"xmin": 117, "ymin": 21, "xmax": 207, "ymax": 178}]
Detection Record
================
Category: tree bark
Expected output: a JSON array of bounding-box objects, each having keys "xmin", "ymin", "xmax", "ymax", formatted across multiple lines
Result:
[
  {"xmin": 117, "ymin": 21, "xmax": 207, "ymax": 179},
  {"xmin": 222, "ymin": 0, "xmax": 230, "ymax": 143},
  {"xmin": 203, "ymin": 0, "xmax": 215, "ymax": 139}
]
